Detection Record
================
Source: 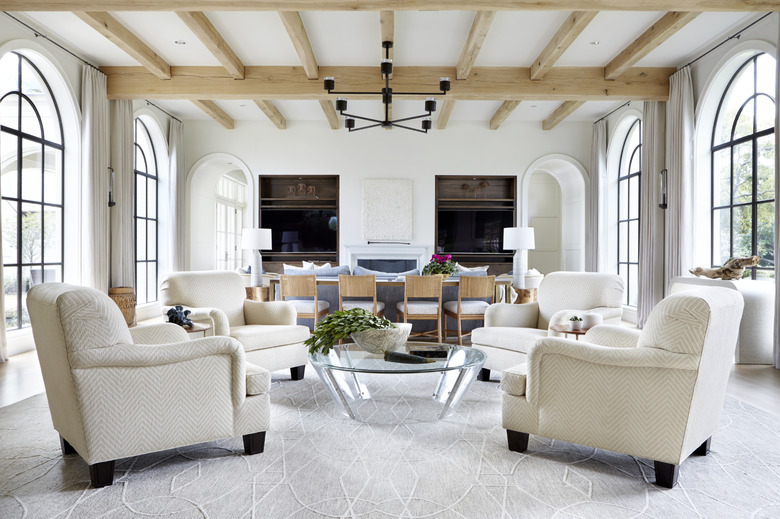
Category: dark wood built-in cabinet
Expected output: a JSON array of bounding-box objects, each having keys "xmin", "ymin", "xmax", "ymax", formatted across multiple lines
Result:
[
  {"xmin": 259, "ymin": 175, "xmax": 339, "ymax": 272},
  {"xmin": 435, "ymin": 175, "xmax": 517, "ymax": 275}
]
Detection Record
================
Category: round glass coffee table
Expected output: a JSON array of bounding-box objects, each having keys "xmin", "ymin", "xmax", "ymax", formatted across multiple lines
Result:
[{"xmin": 309, "ymin": 342, "xmax": 486, "ymax": 420}]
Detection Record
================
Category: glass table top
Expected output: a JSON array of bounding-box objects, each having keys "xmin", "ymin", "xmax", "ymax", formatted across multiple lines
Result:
[{"xmin": 308, "ymin": 341, "xmax": 486, "ymax": 374}]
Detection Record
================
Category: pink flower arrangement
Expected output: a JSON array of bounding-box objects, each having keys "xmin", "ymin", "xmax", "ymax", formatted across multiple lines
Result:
[{"xmin": 422, "ymin": 254, "xmax": 457, "ymax": 276}]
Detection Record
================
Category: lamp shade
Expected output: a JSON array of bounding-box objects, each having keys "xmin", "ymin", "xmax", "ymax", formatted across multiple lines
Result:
[
  {"xmin": 503, "ymin": 227, "xmax": 535, "ymax": 251},
  {"xmin": 241, "ymin": 228, "xmax": 272, "ymax": 250}
]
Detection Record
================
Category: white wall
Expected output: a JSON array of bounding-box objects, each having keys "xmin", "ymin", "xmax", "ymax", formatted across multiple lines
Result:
[
  {"xmin": 527, "ymin": 172, "xmax": 561, "ymax": 274},
  {"xmin": 183, "ymin": 120, "xmax": 592, "ymax": 268}
]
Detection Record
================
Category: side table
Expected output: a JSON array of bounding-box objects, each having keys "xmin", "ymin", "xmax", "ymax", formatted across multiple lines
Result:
[
  {"xmin": 245, "ymin": 287, "xmax": 269, "ymax": 301},
  {"xmin": 185, "ymin": 323, "xmax": 212, "ymax": 339},
  {"xmin": 513, "ymin": 287, "xmax": 538, "ymax": 304},
  {"xmin": 549, "ymin": 324, "xmax": 588, "ymax": 340}
]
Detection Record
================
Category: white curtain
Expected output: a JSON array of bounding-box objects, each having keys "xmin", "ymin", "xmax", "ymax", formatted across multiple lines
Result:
[
  {"xmin": 81, "ymin": 67, "xmax": 111, "ymax": 292},
  {"xmin": 587, "ymin": 120, "xmax": 607, "ymax": 272},
  {"xmin": 665, "ymin": 67, "xmax": 695, "ymax": 293},
  {"xmin": 0, "ymin": 200, "xmax": 6, "ymax": 362},
  {"xmin": 774, "ymin": 20, "xmax": 780, "ymax": 369},
  {"xmin": 637, "ymin": 101, "xmax": 666, "ymax": 328},
  {"xmin": 168, "ymin": 119, "xmax": 186, "ymax": 271},
  {"xmin": 109, "ymin": 100, "xmax": 134, "ymax": 288}
]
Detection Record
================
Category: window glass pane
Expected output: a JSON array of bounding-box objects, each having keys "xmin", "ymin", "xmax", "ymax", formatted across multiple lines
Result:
[
  {"xmin": 134, "ymin": 145, "xmax": 147, "ymax": 174},
  {"xmin": 4, "ymin": 266, "xmax": 18, "ymax": 329},
  {"xmin": 756, "ymin": 53, "xmax": 776, "ymax": 99},
  {"xmin": 618, "ymin": 180, "xmax": 628, "ymax": 220},
  {"xmin": 628, "ymin": 264, "xmax": 638, "ymax": 307},
  {"xmin": 628, "ymin": 220, "xmax": 639, "ymax": 263},
  {"xmin": 757, "ymin": 201, "xmax": 774, "ymax": 268},
  {"xmin": 0, "ymin": 93, "xmax": 19, "ymax": 131},
  {"xmin": 147, "ymin": 178, "xmax": 157, "ymax": 219},
  {"xmin": 628, "ymin": 176, "xmax": 639, "ymax": 220},
  {"xmin": 757, "ymin": 134, "xmax": 774, "ymax": 202},
  {"xmin": 136, "ymin": 218, "xmax": 146, "ymax": 260},
  {"xmin": 2, "ymin": 200, "xmax": 18, "ymax": 264},
  {"xmin": 147, "ymin": 262, "xmax": 157, "ymax": 304},
  {"xmin": 20, "ymin": 266, "xmax": 31, "ymax": 327},
  {"xmin": 712, "ymin": 148, "xmax": 731, "ymax": 207},
  {"xmin": 136, "ymin": 176, "xmax": 147, "ymax": 217},
  {"xmin": 732, "ymin": 98, "xmax": 754, "ymax": 141},
  {"xmin": 0, "ymin": 53, "xmax": 18, "ymax": 96},
  {"xmin": 756, "ymin": 269, "xmax": 775, "ymax": 281},
  {"xmin": 20, "ymin": 202, "xmax": 43, "ymax": 264},
  {"xmin": 732, "ymin": 204, "xmax": 752, "ymax": 258},
  {"xmin": 21, "ymin": 98, "xmax": 42, "ymax": 139},
  {"xmin": 618, "ymin": 221, "xmax": 628, "ymax": 263},
  {"xmin": 713, "ymin": 208, "xmax": 730, "ymax": 265},
  {"xmin": 43, "ymin": 147, "xmax": 63, "ymax": 205},
  {"xmin": 30, "ymin": 264, "xmax": 56, "ymax": 285},
  {"xmin": 628, "ymin": 147, "xmax": 640, "ymax": 176},
  {"xmin": 147, "ymin": 220, "xmax": 157, "ymax": 261},
  {"xmin": 756, "ymin": 95, "xmax": 774, "ymax": 133},
  {"xmin": 21, "ymin": 138, "xmax": 42, "ymax": 202},
  {"xmin": 43, "ymin": 206, "xmax": 62, "ymax": 263},
  {"xmin": 732, "ymin": 141, "xmax": 753, "ymax": 204},
  {"xmin": 1, "ymin": 132, "xmax": 19, "ymax": 199},
  {"xmin": 136, "ymin": 263, "xmax": 147, "ymax": 305},
  {"xmin": 618, "ymin": 264, "xmax": 627, "ymax": 300},
  {"xmin": 715, "ymin": 62, "xmax": 753, "ymax": 145}
]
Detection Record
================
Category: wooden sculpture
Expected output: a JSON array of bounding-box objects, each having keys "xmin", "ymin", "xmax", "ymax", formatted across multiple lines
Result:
[{"xmin": 689, "ymin": 256, "xmax": 759, "ymax": 280}]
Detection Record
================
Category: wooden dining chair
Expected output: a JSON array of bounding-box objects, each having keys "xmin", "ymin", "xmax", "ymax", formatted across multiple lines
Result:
[
  {"xmin": 338, "ymin": 274, "xmax": 385, "ymax": 317},
  {"xmin": 396, "ymin": 275, "xmax": 443, "ymax": 342},
  {"xmin": 443, "ymin": 275, "xmax": 496, "ymax": 345},
  {"xmin": 279, "ymin": 274, "xmax": 329, "ymax": 324}
]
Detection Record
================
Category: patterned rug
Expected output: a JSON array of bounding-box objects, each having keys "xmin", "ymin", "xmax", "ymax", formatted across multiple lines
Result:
[{"xmin": 1, "ymin": 369, "xmax": 780, "ymax": 518}]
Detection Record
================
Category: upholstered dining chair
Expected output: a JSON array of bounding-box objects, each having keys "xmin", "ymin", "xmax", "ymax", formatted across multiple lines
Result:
[
  {"xmin": 397, "ymin": 275, "xmax": 444, "ymax": 342},
  {"xmin": 26, "ymin": 283, "xmax": 271, "ymax": 488},
  {"xmin": 500, "ymin": 287, "xmax": 744, "ymax": 488},
  {"xmin": 280, "ymin": 274, "xmax": 330, "ymax": 324},
  {"xmin": 443, "ymin": 275, "xmax": 496, "ymax": 345},
  {"xmin": 160, "ymin": 270, "xmax": 310, "ymax": 380},
  {"xmin": 338, "ymin": 274, "xmax": 385, "ymax": 316}
]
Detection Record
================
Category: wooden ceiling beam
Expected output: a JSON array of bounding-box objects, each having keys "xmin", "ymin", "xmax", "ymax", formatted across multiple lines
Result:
[
  {"xmin": 437, "ymin": 100, "xmax": 455, "ymax": 129},
  {"xmin": 177, "ymin": 11, "xmax": 244, "ymax": 79},
  {"xmin": 605, "ymin": 11, "xmax": 700, "ymax": 80},
  {"xmin": 542, "ymin": 100, "xmax": 585, "ymax": 130},
  {"xmin": 8, "ymin": 1, "xmax": 768, "ymax": 13},
  {"xmin": 530, "ymin": 11, "xmax": 597, "ymax": 80},
  {"xmin": 319, "ymin": 100, "xmax": 340, "ymax": 129},
  {"xmin": 104, "ymin": 65, "xmax": 675, "ymax": 102},
  {"xmin": 254, "ymin": 100, "xmax": 286, "ymax": 129},
  {"xmin": 191, "ymin": 99, "xmax": 234, "ymax": 129},
  {"xmin": 489, "ymin": 100, "xmax": 520, "ymax": 130},
  {"xmin": 278, "ymin": 11, "xmax": 319, "ymax": 79},
  {"xmin": 380, "ymin": 10, "xmax": 394, "ymax": 78},
  {"xmin": 456, "ymin": 10, "xmax": 496, "ymax": 80},
  {"xmin": 75, "ymin": 11, "xmax": 171, "ymax": 79}
]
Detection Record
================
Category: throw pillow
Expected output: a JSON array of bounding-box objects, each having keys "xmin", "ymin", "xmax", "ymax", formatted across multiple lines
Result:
[
  {"xmin": 456, "ymin": 262, "xmax": 490, "ymax": 273},
  {"xmin": 302, "ymin": 261, "xmax": 332, "ymax": 269}
]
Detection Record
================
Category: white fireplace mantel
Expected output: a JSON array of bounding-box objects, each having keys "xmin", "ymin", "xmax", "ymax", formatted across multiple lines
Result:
[{"xmin": 344, "ymin": 243, "xmax": 431, "ymax": 271}]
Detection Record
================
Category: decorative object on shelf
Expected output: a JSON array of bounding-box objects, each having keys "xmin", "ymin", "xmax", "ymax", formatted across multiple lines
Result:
[
  {"xmin": 503, "ymin": 227, "xmax": 536, "ymax": 289},
  {"xmin": 167, "ymin": 305, "xmax": 193, "ymax": 327},
  {"xmin": 422, "ymin": 254, "xmax": 457, "ymax": 277},
  {"xmin": 304, "ymin": 308, "xmax": 397, "ymax": 355},
  {"xmin": 286, "ymin": 183, "xmax": 318, "ymax": 199},
  {"xmin": 689, "ymin": 255, "xmax": 758, "ymax": 280},
  {"xmin": 108, "ymin": 287, "xmax": 135, "ymax": 327},
  {"xmin": 569, "ymin": 316, "xmax": 583, "ymax": 331},
  {"xmin": 462, "ymin": 180, "xmax": 491, "ymax": 198},
  {"xmin": 582, "ymin": 312, "xmax": 603, "ymax": 329},
  {"xmin": 324, "ymin": 41, "xmax": 450, "ymax": 133},
  {"xmin": 352, "ymin": 323, "xmax": 412, "ymax": 354},
  {"xmin": 241, "ymin": 228, "xmax": 272, "ymax": 287}
]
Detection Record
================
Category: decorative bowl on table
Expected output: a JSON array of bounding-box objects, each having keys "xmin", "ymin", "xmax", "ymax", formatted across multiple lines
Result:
[{"xmin": 351, "ymin": 323, "xmax": 412, "ymax": 354}]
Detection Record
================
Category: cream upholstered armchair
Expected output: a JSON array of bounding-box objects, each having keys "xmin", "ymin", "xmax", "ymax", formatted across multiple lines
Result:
[
  {"xmin": 160, "ymin": 270, "xmax": 310, "ymax": 379},
  {"xmin": 26, "ymin": 283, "xmax": 270, "ymax": 488},
  {"xmin": 500, "ymin": 287, "xmax": 744, "ymax": 488},
  {"xmin": 471, "ymin": 271, "xmax": 624, "ymax": 381}
]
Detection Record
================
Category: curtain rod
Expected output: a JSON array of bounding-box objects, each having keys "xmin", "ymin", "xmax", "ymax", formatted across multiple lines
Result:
[
  {"xmin": 594, "ymin": 101, "xmax": 631, "ymax": 125},
  {"xmin": 4, "ymin": 11, "xmax": 183, "ymax": 125},
  {"xmin": 682, "ymin": 12, "xmax": 773, "ymax": 70}
]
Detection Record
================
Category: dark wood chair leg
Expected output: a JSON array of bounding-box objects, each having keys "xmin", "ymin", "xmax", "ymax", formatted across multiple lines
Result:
[
  {"xmin": 654, "ymin": 461, "xmax": 679, "ymax": 488},
  {"xmin": 476, "ymin": 368, "xmax": 490, "ymax": 381},
  {"xmin": 89, "ymin": 460, "xmax": 115, "ymax": 488},
  {"xmin": 60, "ymin": 435, "xmax": 76, "ymax": 456},
  {"xmin": 693, "ymin": 437, "xmax": 711, "ymax": 456},
  {"xmin": 290, "ymin": 365, "xmax": 305, "ymax": 380},
  {"xmin": 507, "ymin": 430, "xmax": 529, "ymax": 453},
  {"xmin": 243, "ymin": 431, "xmax": 266, "ymax": 455}
]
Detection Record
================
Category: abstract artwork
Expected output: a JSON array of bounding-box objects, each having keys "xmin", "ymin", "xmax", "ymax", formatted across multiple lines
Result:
[{"xmin": 362, "ymin": 178, "xmax": 413, "ymax": 242}]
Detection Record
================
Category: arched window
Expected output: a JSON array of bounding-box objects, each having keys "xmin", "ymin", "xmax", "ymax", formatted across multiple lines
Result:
[
  {"xmin": 617, "ymin": 118, "xmax": 641, "ymax": 307},
  {"xmin": 711, "ymin": 52, "xmax": 775, "ymax": 279},
  {"xmin": 134, "ymin": 118, "xmax": 158, "ymax": 304},
  {"xmin": 215, "ymin": 173, "xmax": 246, "ymax": 271},
  {"xmin": 1, "ymin": 51, "xmax": 64, "ymax": 330}
]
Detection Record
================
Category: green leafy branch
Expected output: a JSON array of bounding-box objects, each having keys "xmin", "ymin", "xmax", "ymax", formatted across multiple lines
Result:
[{"xmin": 305, "ymin": 308, "xmax": 395, "ymax": 355}]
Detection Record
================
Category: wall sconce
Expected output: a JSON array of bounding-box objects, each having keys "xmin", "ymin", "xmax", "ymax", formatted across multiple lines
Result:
[
  {"xmin": 658, "ymin": 169, "xmax": 668, "ymax": 210},
  {"xmin": 108, "ymin": 166, "xmax": 116, "ymax": 207}
]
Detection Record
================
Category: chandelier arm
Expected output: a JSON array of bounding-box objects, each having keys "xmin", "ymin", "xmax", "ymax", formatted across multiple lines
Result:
[
  {"xmin": 341, "ymin": 112, "xmax": 383, "ymax": 124},
  {"xmin": 327, "ymin": 91, "xmax": 388, "ymax": 95},
  {"xmin": 388, "ymin": 91, "xmax": 447, "ymax": 96},
  {"xmin": 389, "ymin": 123, "xmax": 428, "ymax": 133},
  {"xmin": 388, "ymin": 113, "xmax": 431, "ymax": 124},
  {"xmin": 350, "ymin": 123, "xmax": 384, "ymax": 132}
]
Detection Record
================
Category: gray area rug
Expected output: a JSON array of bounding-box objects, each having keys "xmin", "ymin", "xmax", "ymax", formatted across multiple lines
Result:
[{"xmin": 1, "ymin": 369, "xmax": 780, "ymax": 518}]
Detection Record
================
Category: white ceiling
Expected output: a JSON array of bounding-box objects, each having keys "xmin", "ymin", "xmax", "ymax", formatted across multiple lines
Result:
[{"xmin": 15, "ymin": 10, "xmax": 764, "ymax": 126}]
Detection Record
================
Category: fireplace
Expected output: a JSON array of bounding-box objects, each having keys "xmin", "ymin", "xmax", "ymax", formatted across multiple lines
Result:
[{"xmin": 344, "ymin": 243, "xmax": 431, "ymax": 272}]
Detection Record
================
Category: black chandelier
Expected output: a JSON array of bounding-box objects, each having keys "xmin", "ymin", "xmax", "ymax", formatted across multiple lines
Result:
[{"xmin": 323, "ymin": 41, "xmax": 450, "ymax": 133}]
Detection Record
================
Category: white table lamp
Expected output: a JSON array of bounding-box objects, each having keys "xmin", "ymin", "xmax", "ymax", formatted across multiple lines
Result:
[
  {"xmin": 241, "ymin": 228, "xmax": 272, "ymax": 287},
  {"xmin": 503, "ymin": 227, "xmax": 535, "ymax": 289}
]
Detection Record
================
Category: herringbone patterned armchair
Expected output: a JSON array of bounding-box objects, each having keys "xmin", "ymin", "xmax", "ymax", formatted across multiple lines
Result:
[
  {"xmin": 160, "ymin": 270, "xmax": 310, "ymax": 380},
  {"xmin": 500, "ymin": 287, "xmax": 744, "ymax": 488},
  {"xmin": 26, "ymin": 283, "xmax": 271, "ymax": 488}
]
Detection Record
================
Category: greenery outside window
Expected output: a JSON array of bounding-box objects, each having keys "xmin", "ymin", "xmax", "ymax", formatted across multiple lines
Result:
[
  {"xmin": 134, "ymin": 118, "xmax": 158, "ymax": 304},
  {"xmin": 617, "ymin": 118, "xmax": 641, "ymax": 307}
]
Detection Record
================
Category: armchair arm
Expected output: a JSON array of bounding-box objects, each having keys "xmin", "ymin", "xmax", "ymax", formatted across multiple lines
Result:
[
  {"xmin": 584, "ymin": 324, "xmax": 640, "ymax": 349},
  {"xmin": 243, "ymin": 300, "xmax": 297, "ymax": 325},
  {"xmin": 525, "ymin": 337, "xmax": 700, "ymax": 408},
  {"xmin": 129, "ymin": 323, "xmax": 189, "ymax": 345},
  {"xmin": 588, "ymin": 306, "xmax": 623, "ymax": 324},
  {"xmin": 163, "ymin": 306, "xmax": 230, "ymax": 336},
  {"xmin": 485, "ymin": 302, "xmax": 539, "ymax": 328}
]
